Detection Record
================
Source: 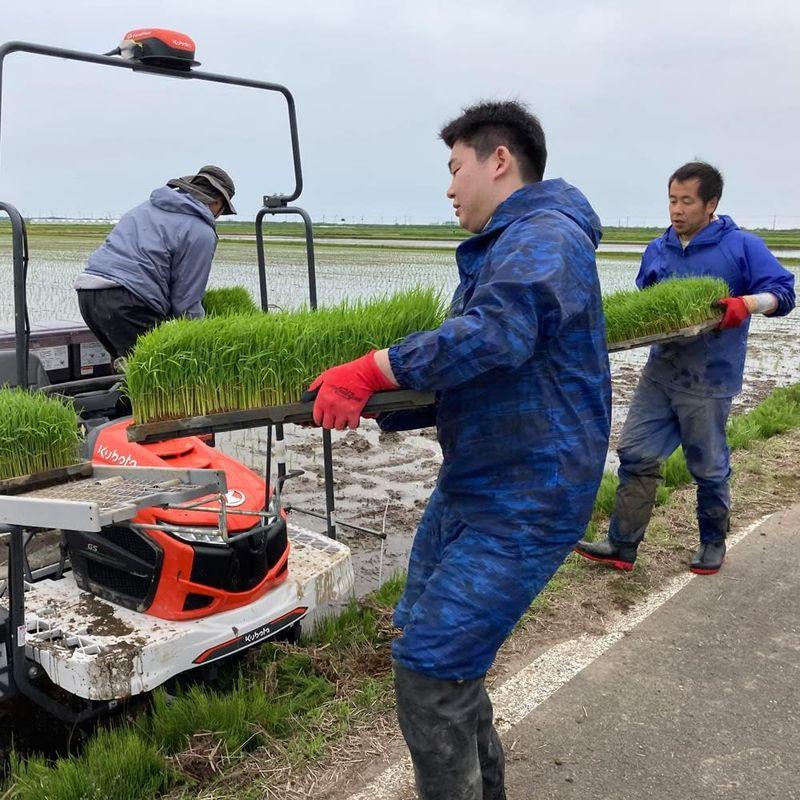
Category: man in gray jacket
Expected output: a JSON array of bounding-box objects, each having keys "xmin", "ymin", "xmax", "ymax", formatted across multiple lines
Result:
[{"xmin": 74, "ymin": 165, "xmax": 236, "ymax": 362}]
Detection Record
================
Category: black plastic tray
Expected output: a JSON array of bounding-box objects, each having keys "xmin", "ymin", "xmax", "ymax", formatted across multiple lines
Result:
[
  {"xmin": 0, "ymin": 461, "xmax": 93, "ymax": 496},
  {"xmin": 608, "ymin": 317, "xmax": 721, "ymax": 353},
  {"xmin": 126, "ymin": 389, "xmax": 436, "ymax": 444}
]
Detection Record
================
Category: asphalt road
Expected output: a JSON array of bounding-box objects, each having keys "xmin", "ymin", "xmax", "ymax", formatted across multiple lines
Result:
[{"xmin": 505, "ymin": 506, "xmax": 800, "ymax": 800}]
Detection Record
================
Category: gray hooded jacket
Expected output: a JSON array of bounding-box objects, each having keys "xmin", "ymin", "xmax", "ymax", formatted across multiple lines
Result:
[{"xmin": 76, "ymin": 187, "xmax": 218, "ymax": 318}]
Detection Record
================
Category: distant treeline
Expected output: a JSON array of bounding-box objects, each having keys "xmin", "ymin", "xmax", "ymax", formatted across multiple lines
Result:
[{"xmin": 1, "ymin": 220, "xmax": 799, "ymax": 248}]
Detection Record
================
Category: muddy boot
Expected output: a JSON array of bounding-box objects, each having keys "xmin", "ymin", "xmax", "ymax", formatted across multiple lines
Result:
[
  {"xmin": 573, "ymin": 537, "xmax": 639, "ymax": 571},
  {"xmin": 394, "ymin": 663, "xmax": 505, "ymax": 800},
  {"xmin": 689, "ymin": 540, "xmax": 726, "ymax": 575}
]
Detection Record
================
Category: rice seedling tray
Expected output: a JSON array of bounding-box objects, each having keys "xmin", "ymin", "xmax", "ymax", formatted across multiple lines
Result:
[
  {"xmin": 0, "ymin": 460, "xmax": 94, "ymax": 496},
  {"xmin": 608, "ymin": 317, "xmax": 722, "ymax": 353},
  {"xmin": 126, "ymin": 389, "xmax": 436, "ymax": 445},
  {"xmin": 0, "ymin": 465, "xmax": 227, "ymax": 532}
]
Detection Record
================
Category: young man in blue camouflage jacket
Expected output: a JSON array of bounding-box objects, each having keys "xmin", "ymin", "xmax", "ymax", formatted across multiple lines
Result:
[{"xmin": 307, "ymin": 101, "xmax": 611, "ymax": 800}]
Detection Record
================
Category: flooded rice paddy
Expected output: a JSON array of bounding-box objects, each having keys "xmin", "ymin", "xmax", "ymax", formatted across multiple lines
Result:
[
  {"xmin": 1, "ymin": 234, "xmax": 798, "ymax": 596},
  {"xmin": 2, "ymin": 234, "xmax": 797, "ymax": 391}
]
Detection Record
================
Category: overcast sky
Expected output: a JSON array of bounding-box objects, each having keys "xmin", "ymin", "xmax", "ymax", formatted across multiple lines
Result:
[{"xmin": 1, "ymin": 1, "xmax": 798, "ymax": 227}]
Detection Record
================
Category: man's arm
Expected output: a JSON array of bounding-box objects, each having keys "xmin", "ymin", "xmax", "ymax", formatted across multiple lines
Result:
[
  {"xmin": 387, "ymin": 224, "xmax": 591, "ymax": 392},
  {"xmin": 741, "ymin": 236, "xmax": 795, "ymax": 317},
  {"xmin": 716, "ymin": 236, "xmax": 795, "ymax": 329},
  {"xmin": 634, "ymin": 241, "xmax": 661, "ymax": 290}
]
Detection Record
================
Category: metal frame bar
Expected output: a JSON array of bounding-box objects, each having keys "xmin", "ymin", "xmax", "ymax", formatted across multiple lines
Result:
[
  {"xmin": 0, "ymin": 39, "xmax": 340, "ymax": 547},
  {"xmin": 0, "ymin": 201, "xmax": 29, "ymax": 387},
  {"xmin": 254, "ymin": 205, "xmax": 338, "ymax": 539},
  {"xmin": 7, "ymin": 524, "xmax": 116, "ymax": 723},
  {"xmin": 0, "ymin": 41, "xmax": 304, "ymax": 203},
  {"xmin": 0, "ymin": 39, "xmax": 304, "ymax": 393}
]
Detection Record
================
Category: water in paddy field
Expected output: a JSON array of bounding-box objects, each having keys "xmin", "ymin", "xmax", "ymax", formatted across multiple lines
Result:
[
  {"xmin": 1, "ymin": 237, "xmax": 798, "ymax": 391},
  {"xmin": 1, "ymin": 235, "xmax": 798, "ymax": 596}
]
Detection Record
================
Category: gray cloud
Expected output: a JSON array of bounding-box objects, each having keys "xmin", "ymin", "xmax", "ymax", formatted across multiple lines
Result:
[{"xmin": 1, "ymin": 0, "xmax": 798, "ymax": 227}]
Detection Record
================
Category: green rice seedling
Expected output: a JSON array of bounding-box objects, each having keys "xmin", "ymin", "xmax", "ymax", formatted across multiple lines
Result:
[
  {"xmin": 148, "ymin": 682, "xmax": 271, "ymax": 753},
  {"xmin": 372, "ymin": 570, "xmax": 407, "ymax": 609},
  {"xmin": 655, "ymin": 483, "xmax": 673, "ymax": 506},
  {"xmin": 6, "ymin": 728, "xmax": 172, "ymax": 800},
  {"xmin": 203, "ymin": 286, "xmax": 260, "ymax": 316},
  {"xmin": 125, "ymin": 287, "xmax": 446, "ymax": 423},
  {"xmin": 0, "ymin": 388, "xmax": 82, "ymax": 481},
  {"xmin": 603, "ymin": 277, "xmax": 728, "ymax": 345}
]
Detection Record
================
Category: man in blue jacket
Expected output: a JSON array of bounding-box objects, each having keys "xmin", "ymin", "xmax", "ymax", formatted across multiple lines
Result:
[
  {"xmin": 575, "ymin": 161, "xmax": 795, "ymax": 576},
  {"xmin": 306, "ymin": 101, "xmax": 611, "ymax": 800},
  {"xmin": 74, "ymin": 165, "xmax": 235, "ymax": 362}
]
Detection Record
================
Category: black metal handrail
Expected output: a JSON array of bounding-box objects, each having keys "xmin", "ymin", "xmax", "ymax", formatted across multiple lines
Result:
[{"xmin": 0, "ymin": 40, "xmax": 303, "ymax": 203}]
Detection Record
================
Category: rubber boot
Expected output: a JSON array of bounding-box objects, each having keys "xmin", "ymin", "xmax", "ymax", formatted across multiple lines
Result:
[
  {"xmin": 573, "ymin": 537, "xmax": 639, "ymax": 571},
  {"xmin": 690, "ymin": 540, "xmax": 726, "ymax": 575},
  {"xmin": 394, "ymin": 662, "xmax": 506, "ymax": 800}
]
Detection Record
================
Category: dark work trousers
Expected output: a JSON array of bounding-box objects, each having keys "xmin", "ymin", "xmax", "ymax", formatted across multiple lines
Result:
[
  {"xmin": 77, "ymin": 287, "xmax": 167, "ymax": 361},
  {"xmin": 394, "ymin": 662, "xmax": 506, "ymax": 800},
  {"xmin": 609, "ymin": 375, "xmax": 732, "ymax": 546}
]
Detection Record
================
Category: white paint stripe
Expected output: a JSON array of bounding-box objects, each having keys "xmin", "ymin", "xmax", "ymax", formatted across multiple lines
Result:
[{"xmin": 346, "ymin": 514, "xmax": 772, "ymax": 800}]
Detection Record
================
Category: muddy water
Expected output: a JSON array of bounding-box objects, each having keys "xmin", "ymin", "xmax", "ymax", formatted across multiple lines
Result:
[{"xmin": 2, "ymin": 239, "xmax": 798, "ymax": 598}]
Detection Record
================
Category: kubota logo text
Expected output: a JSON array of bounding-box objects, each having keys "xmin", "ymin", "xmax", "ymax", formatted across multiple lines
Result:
[{"xmin": 96, "ymin": 444, "xmax": 138, "ymax": 467}]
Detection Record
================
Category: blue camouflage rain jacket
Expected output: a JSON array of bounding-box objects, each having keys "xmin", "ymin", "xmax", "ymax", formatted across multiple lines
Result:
[
  {"xmin": 388, "ymin": 179, "xmax": 611, "ymax": 535},
  {"xmin": 638, "ymin": 216, "xmax": 795, "ymax": 397},
  {"xmin": 386, "ymin": 180, "xmax": 612, "ymax": 679}
]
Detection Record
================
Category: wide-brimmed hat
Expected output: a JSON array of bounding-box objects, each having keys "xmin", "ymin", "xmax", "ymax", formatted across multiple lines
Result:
[{"xmin": 167, "ymin": 165, "xmax": 236, "ymax": 214}]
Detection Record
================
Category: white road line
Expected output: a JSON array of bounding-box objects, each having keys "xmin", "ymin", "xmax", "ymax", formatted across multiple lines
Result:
[{"xmin": 346, "ymin": 514, "xmax": 773, "ymax": 800}]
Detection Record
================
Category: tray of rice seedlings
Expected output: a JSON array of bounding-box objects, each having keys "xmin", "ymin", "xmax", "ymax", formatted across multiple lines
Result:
[
  {"xmin": 605, "ymin": 277, "xmax": 727, "ymax": 352},
  {"xmin": 203, "ymin": 286, "xmax": 260, "ymax": 316},
  {"xmin": 0, "ymin": 388, "xmax": 87, "ymax": 494},
  {"xmin": 124, "ymin": 288, "xmax": 444, "ymax": 442}
]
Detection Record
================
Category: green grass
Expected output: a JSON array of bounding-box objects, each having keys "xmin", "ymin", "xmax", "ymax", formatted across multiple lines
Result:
[
  {"xmin": 0, "ymin": 389, "xmax": 82, "ymax": 480},
  {"xmin": 202, "ymin": 286, "xmax": 260, "ymax": 316},
  {"xmin": 146, "ymin": 657, "xmax": 335, "ymax": 754},
  {"xmin": 6, "ymin": 728, "xmax": 174, "ymax": 800},
  {"xmin": 592, "ymin": 383, "xmax": 800, "ymax": 527},
  {"xmin": 726, "ymin": 384, "xmax": 800, "ymax": 449},
  {"xmin": 603, "ymin": 277, "xmax": 728, "ymax": 345},
  {"xmin": 125, "ymin": 288, "xmax": 446, "ymax": 423}
]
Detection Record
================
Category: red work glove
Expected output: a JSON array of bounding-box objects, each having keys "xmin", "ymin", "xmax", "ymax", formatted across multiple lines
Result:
[
  {"xmin": 714, "ymin": 296, "xmax": 750, "ymax": 330},
  {"xmin": 307, "ymin": 351, "xmax": 397, "ymax": 430}
]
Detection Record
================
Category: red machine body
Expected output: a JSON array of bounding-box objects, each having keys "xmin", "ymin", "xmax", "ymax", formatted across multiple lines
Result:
[
  {"xmin": 116, "ymin": 28, "xmax": 201, "ymax": 69},
  {"xmin": 73, "ymin": 420, "xmax": 289, "ymax": 621}
]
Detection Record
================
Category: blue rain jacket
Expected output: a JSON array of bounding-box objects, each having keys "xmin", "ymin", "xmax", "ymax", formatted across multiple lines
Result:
[
  {"xmin": 638, "ymin": 216, "xmax": 795, "ymax": 398},
  {"xmin": 82, "ymin": 187, "xmax": 218, "ymax": 318},
  {"xmin": 386, "ymin": 180, "xmax": 612, "ymax": 678},
  {"xmin": 388, "ymin": 179, "xmax": 611, "ymax": 534}
]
